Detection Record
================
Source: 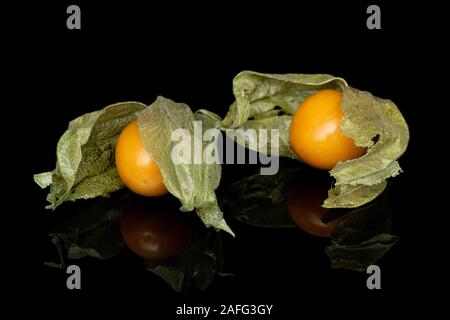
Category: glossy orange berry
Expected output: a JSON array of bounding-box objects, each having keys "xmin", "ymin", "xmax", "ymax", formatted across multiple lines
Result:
[
  {"xmin": 290, "ymin": 89, "xmax": 366, "ymax": 170},
  {"xmin": 115, "ymin": 120, "xmax": 168, "ymax": 197}
]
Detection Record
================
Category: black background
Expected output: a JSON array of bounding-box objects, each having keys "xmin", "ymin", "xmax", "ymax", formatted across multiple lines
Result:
[{"xmin": 17, "ymin": 0, "xmax": 440, "ymax": 318}]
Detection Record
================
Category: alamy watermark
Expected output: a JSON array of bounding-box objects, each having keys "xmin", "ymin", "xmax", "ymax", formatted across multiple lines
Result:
[
  {"xmin": 66, "ymin": 265, "xmax": 81, "ymax": 290},
  {"xmin": 66, "ymin": 5, "xmax": 81, "ymax": 30},
  {"xmin": 170, "ymin": 121, "xmax": 280, "ymax": 175},
  {"xmin": 366, "ymin": 5, "xmax": 381, "ymax": 30},
  {"xmin": 366, "ymin": 265, "xmax": 381, "ymax": 289}
]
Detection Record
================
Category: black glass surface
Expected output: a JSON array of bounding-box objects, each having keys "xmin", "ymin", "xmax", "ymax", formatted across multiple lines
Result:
[{"xmin": 24, "ymin": 1, "xmax": 432, "ymax": 318}]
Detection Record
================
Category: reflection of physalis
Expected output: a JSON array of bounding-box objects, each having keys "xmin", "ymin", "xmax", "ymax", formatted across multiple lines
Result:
[
  {"xmin": 287, "ymin": 171, "xmax": 345, "ymax": 237},
  {"xmin": 119, "ymin": 197, "xmax": 192, "ymax": 260},
  {"xmin": 46, "ymin": 193, "xmax": 224, "ymax": 293},
  {"xmin": 325, "ymin": 197, "xmax": 398, "ymax": 272}
]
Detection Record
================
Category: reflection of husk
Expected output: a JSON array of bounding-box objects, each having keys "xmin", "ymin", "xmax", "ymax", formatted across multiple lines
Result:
[
  {"xmin": 146, "ymin": 223, "xmax": 224, "ymax": 293},
  {"xmin": 222, "ymin": 166, "xmax": 303, "ymax": 228},
  {"xmin": 46, "ymin": 195, "xmax": 125, "ymax": 266},
  {"xmin": 325, "ymin": 197, "xmax": 398, "ymax": 272}
]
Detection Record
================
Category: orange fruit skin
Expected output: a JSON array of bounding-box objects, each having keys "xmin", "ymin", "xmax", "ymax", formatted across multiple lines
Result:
[
  {"xmin": 115, "ymin": 120, "xmax": 168, "ymax": 197},
  {"xmin": 290, "ymin": 89, "xmax": 366, "ymax": 170}
]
